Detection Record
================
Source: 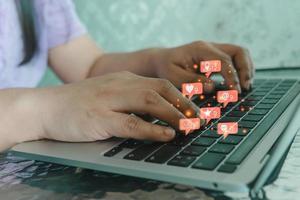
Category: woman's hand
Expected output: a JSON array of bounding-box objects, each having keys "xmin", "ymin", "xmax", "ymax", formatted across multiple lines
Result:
[
  {"xmin": 38, "ymin": 71, "xmax": 201, "ymax": 143},
  {"xmin": 149, "ymin": 41, "xmax": 255, "ymax": 93}
]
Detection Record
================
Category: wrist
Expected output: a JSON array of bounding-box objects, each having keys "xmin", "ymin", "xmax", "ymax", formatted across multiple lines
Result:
[
  {"xmin": 144, "ymin": 47, "xmax": 169, "ymax": 78},
  {"xmin": 89, "ymin": 48, "xmax": 165, "ymax": 78},
  {"xmin": 0, "ymin": 88, "xmax": 46, "ymax": 147}
]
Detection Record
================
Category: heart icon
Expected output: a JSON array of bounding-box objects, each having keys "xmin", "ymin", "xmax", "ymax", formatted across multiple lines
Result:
[
  {"xmin": 204, "ymin": 62, "xmax": 210, "ymax": 71},
  {"xmin": 186, "ymin": 84, "xmax": 194, "ymax": 93}
]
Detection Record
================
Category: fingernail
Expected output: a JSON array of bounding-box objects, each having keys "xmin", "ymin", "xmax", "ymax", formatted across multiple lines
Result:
[
  {"xmin": 242, "ymin": 83, "xmax": 250, "ymax": 92},
  {"xmin": 249, "ymin": 83, "xmax": 253, "ymax": 91},
  {"xmin": 236, "ymin": 84, "xmax": 242, "ymax": 93},
  {"xmin": 245, "ymin": 80, "xmax": 251, "ymax": 90},
  {"xmin": 164, "ymin": 128, "xmax": 176, "ymax": 138}
]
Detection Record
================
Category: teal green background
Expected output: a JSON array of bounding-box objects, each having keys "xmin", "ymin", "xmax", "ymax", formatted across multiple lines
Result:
[{"xmin": 39, "ymin": 0, "xmax": 300, "ymax": 87}]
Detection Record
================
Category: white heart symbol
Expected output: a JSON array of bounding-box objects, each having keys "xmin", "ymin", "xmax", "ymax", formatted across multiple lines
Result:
[
  {"xmin": 205, "ymin": 62, "xmax": 210, "ymax": 71},
  {"xmin": 186, "ymin": 84, "xmax": 194, "ymax": 93}
]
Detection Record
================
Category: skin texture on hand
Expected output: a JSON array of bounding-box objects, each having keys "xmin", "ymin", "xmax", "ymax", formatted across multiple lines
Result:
[
  {"xmin": 149, "ymin": 41, "xmax": 254, "ymax": 93},
  {"xmin": 87, "ymin": 41, "xmax": 254, "ymax": 94},
  {"xmin": 38, "ymin": 71, "xmax": 201, "ymax": 143},
  {"xmin": 49, "ymin": 36, "xmax": 254, "ymax": 93},
  {"xmin": 0, "ymin": 38, "xmax": 255, "ymax": 151},
  {"xmin": 0, "ymin": 89, "xmax": 44, "ymax": 152}
]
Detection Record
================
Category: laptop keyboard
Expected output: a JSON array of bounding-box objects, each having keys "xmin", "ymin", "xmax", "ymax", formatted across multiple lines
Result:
[{"xmin": 104, "ymin": 79, "xmax": 299, "ymax": 174}]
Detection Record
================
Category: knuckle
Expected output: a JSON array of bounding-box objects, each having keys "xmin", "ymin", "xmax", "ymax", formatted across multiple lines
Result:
[
  {"xmin": 192, "ymin": 40, "xmax": 207, "ymax": 48},
  {"xmin": 244, "ymin": 72, "xmax": 251, "ymax": 81},
  {"xmin": 142, "ymin": 90, "xmax": 161, "ymax": 105},
  {"xmin": 157, "ymin": 79, "xmax": 173, "ymax": 93},
  {"xmin": 237, "ymin": 46, "xmax": 249, "ymax": 55},
  {"xmin": 232, "ymin": 79, "xmax": 240, "ymax": 85},
  {"xmin": 120, "ymin": 70, "xmax": 135, "ymax": 77},
  {"xmin": 123, "ymin": 115, "xmax": 140, "ymax": 132},
  {"xmin": 222, "ymin": 57, "xmax": 232, "ymax": 65}
]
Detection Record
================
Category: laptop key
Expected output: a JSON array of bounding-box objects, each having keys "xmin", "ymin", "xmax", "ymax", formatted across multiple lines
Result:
[
  {"xmin": 239, "ymin": 121, "xmax": 257, "ymax": 129},
  {"xmin": 192, "ymin": 137, "xmax": 216, "ymax": 147},
  {"xmin": 249, "ymin": 109, "xmax": 269, "ymax": 115},
  {"xmin": 227, "ymin": 111, "xmax": 246, "ymax": 117},
  {"xmin": 181, "ymin": 145, "xmax": 206, "ymax": 156},
  {"xmin": 218, "ymin": 164, "xmax": 237, "ymax": 173},
  {"xmin": 187, "ymin": 130, "xmax": 202, "ymax": 138},
  {"xmin": 119, "ymin": 139, "xmax": 143, "ymax": 149},
  {"xmin": 209, "ymin": 143, "xmax": 235, "ymax": 154},
  {"xmin": 251, "ymin": 92, "xmax": 266, "ymax": 97},
  {"xmin": 145, "ymin": 145, "xmax": 181, "ymax": 163},
  {"xmin": 256, "ymin": 103, "xmax": 274, "ymax": 109},
  {"xmin": 201, "ymin": 130, "xmax": 221, "ymax": 138},
  {"xmin": 242, "ymin": 114, "xmax": 263, "ymax": 122},
  {"xmin": 266, "ymin": 94, "xmax": 283, "ymax": 99},
  {"xmin": 170, "ymin": 135, "xmax": 194, "ymax": 146},
  {"xmin": 218, "ymin": 117, "xmax": 240, "ymax": 122},
  {"xmin": 236, "ymin": 128, "xmax": 250, "ymax": 136},
  {"xmin": 234, "ymin": 105, "xmax": 253, "ymax": 112},
  {"xmin": 261, "ymin": 99, "xmax": 279, "ymax": 104},
  {"xmin": 246, "ymin": 96, "xmax": 262, "ymax": 101},
  {"xmin": 124, "ymin": 143, "xmax": 162, "ymax": 161},
  {"xmin": 167, "ymin": 155, "xmax": 196, "ymax": 167},
  {"xmin": 240, "ymin": 101, "xmax": 258, "ymax": 106},
  {"xmin": 192, "ymin": 152, "xmax": 225, "ymax": 170},
  {"xmin": 104, "ymin": 146, "xmax": 123, "ymax": 157},
  {"xmin": 219, "ymin": 135, "xmax": 243, "ymax": 145},
  {"xmin": 271, "ymin": 90, "xmax": 286, "ymax": 95}
]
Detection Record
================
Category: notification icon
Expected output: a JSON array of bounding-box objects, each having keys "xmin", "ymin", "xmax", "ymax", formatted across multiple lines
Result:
[
  {"xmin": 182, "ymin": 82, "xmax": 203, "ymax": 99},
  {"xmin": 200, "ymin": 107, "xmax": 221, "ymax": 124},
  {"xmin": 200, "ymin": 60, "xmax": 222, "ymax": 78},
  {"xmin": 179, "ymin": 118, "xmax": 200, "ymax": 135},
  {"xmin": 217, "ymin": 122, "xmax": 238, "ymax": 138},
  {"xmin": 217, "ymin": 90, "xmax": 238, "ymax": 108}
]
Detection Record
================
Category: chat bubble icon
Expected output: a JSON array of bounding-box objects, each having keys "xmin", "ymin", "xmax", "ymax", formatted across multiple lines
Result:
[
  {"xmin": 200, "ymin": 60, "xmax": 222, "ymax": 78},
  {"xmin": 182, "ymin": 83, "xmax": 203, "ymax": 99},
  {"xmin": 200, "ymin": 107, "xmax": 221, "ymax": 124},
  {"xmin": 179, "ymin": 118, "xmax": 200, "ymax": 135},
  {"xmin": 217, "ymin": 90, "xmax": 238, "ymax": 108},
  {"xmin": 217, "ymin": 122, "xmax": 238, "ymax": 138}
]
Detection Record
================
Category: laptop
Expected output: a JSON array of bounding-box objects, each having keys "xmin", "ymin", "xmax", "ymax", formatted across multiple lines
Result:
[{"xmin": 11, "ymin": 77, "xmax": 300, "ymax": 192}]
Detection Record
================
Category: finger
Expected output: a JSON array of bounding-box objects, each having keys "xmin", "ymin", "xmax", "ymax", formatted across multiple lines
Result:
[
  {"xmin": 169, "ymin": 65, "xmax": 215, "ymax": 94},
  {"xmin": 187, "ymin": 41, "xmax": 242, "ymax": 93},
  {"xmin": 112, "ymin": 89, "xmax": 186, "ymax": 129},
  {"xmin": 109, "ymin": 113, "xmax": 176, "ymax": 141},
  {"xmin": 212, "ymin": 43, "xmax": 254, "ymax": 90},
  {"xmin": 145, "ymin": 78, "xmax": 201, "ymax": 118}
]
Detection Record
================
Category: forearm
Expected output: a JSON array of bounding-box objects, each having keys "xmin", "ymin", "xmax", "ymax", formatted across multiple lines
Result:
[
  {"xmin": 88, "ymin": 48, "xmax": 160, "ymax": 78},
  {"xmin": 0, "ymin": 88, "xmax": 44, "ymax": 152}
]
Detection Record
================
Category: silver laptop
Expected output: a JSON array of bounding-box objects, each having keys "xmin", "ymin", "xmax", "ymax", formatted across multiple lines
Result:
[{"xmin": 11, "ymin": 77, "xmax": 300, "ymax": 193}]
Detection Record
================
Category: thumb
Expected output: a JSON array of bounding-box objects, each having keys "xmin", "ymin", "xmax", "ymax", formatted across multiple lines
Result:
[{"xmin": 109, "ymin": 113, "xmax": 176, "ymax": 142}]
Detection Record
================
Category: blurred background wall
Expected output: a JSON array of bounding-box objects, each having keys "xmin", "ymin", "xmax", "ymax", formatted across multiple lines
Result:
[{"xmin": 39, "ymin": 0, "xmax": 300, "ymax": 86}]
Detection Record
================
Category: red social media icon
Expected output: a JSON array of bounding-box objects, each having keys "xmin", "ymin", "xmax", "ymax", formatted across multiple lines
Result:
[
  {"xmin": 200, "ymin": 107, "xmax": 221, "ymax": 124},
  {"xmin": 182, "ymin": 83, "xmax": 203, "ymax": 99},
  {"xmin": 217, "ymin": 90, "xmax": 238, "ymax": 108},
  {"xmin": 200, "ymin": 60, "xmax": 222, "ymax": 78},
  {"xmin": 217, "ymin": 122, "xmax": 238, "ymax": 138},
  {"xmin": 179, "ymin": 118, "xmax": 200, "ymax": 135}
]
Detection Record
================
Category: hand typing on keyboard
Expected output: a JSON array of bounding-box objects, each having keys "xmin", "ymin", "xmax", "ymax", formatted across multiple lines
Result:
[
  {"xmin": 0, "ymin": 39, "xmax": 254, "ymax": 151},
  {"xmin": 151, "ymin": 41, "xmax": 254, "ymax": 93},
  {"xmin": 111, "ymin": 79, "xmax": 297, "ymax": 173}
]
